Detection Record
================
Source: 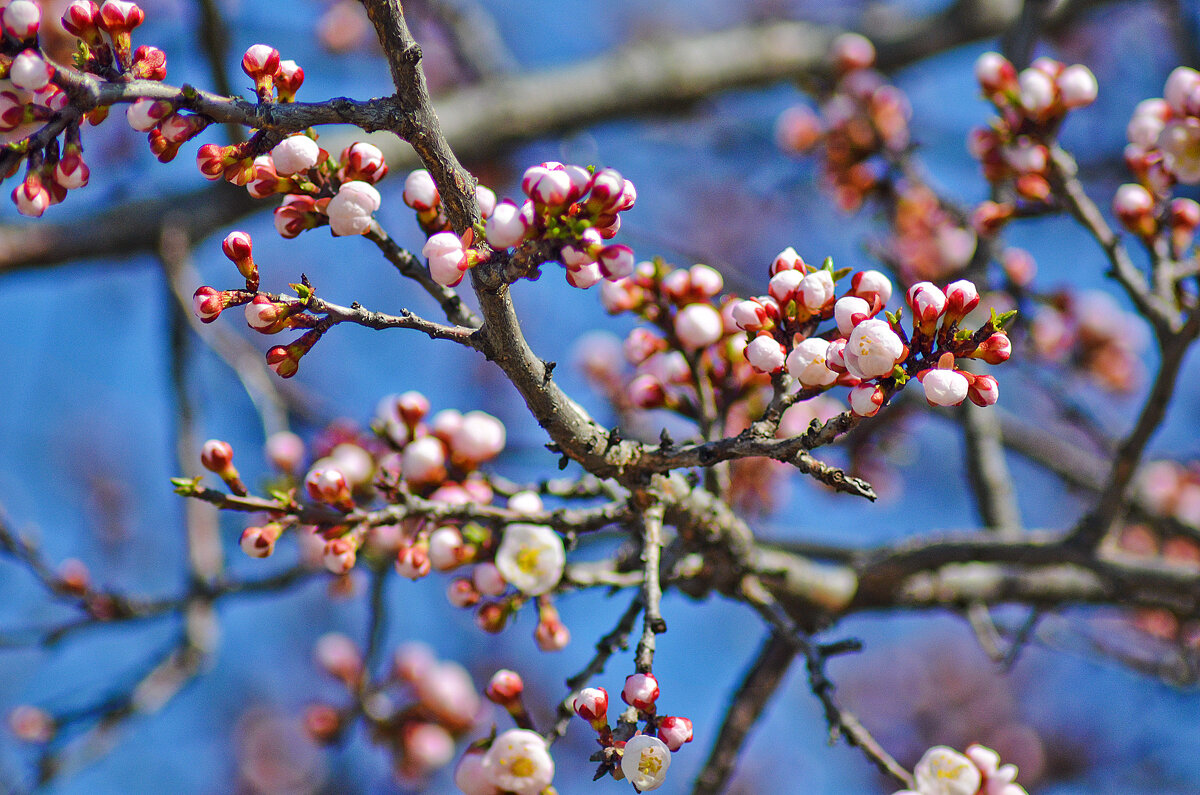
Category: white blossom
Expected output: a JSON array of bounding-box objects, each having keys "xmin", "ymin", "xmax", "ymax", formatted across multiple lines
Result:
[
  {"xmin": 843, "ymin": 318, "xmax": 904, "ymax": 380},
  {"xmin": 480, "ymin": 729, "xmax": 554, "ymax": 795},
  {"xmin": 494, "ymin": 523, "xmax": 565, "ymax": 596},
  {"xmin": 786, "ymin": 338, "xmax": 838, "ymax": 387},
  {"xmin": 620, "ymin": 734, "xmax": 671, "ymax": 791}
]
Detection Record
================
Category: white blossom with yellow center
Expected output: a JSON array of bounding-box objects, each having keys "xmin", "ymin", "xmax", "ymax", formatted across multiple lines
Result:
[
  {"xmin": 620, "ymin": 734, "xmax": 671, "ymax": 791},
  {"xmin": 494, "ymin": 523, "xmax": 565, "ymax": 596},
  {"xmin": 912, "ymin": 746, "xmax": 982, "ymax": 795},
  {"xmin": 480, "ymin": 728, "xmax": 555, "ymax": 795}
]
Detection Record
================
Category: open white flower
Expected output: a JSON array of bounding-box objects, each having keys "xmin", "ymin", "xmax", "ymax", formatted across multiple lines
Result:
[
  {"xmin": 843, "ymin": 318, "xmax": 905, "ymax": 380},
  {"xmin": 480, "ymin": 728, "xmax": 554, "ymax": 795},
  {"xmin": 912, "ymin": 746, "xmax": 982, "ymax": 795},
  {"xmin": 786, "ymin": 338, "xmax": 838, "ymax": 387},
  {"xmin": 494, "ymin": 523, "xmax": 565, "ymax": 596},
  {"xmin": 620, "ymin": 734, "xmax": 671, "ymax": 791}
]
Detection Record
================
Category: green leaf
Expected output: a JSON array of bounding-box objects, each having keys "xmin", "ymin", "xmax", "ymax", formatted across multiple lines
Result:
[
  {"xmin": 170, "ymin": 476, "xmax": 203, "ymax": 495},
  {"xmin": 954, "ymin": 327, "xmax": 974, "ymax": 341},
  {"xmin": 890, "ymin": 366, "xmax": 909, "ymax": 386},
  {"xmin": 831, "ymin": 267, "xmax": 852, "ymax": 282},
  {"xmin": 821, "ymin": 256, "xmax": 835, "ymax": 273},
  {"xmin": 995, "ymin": 308, "xmax": 1018, "ymax": 330}
]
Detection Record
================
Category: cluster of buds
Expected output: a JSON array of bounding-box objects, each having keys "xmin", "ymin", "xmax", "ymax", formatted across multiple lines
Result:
[
  {"xmin": 241, "ymin": 44, "xmax": 304, "ymax": 103},
  {"xmin": 893, "ymin": 744, "xmax": 1028, "ymax": 795},
  {"xmin": 566, "ymin": 673, "xmax": 692, "ymax": 791},
  {"xmin": 735, "ymin": 250, "xmax": 1012, "ymax": 416},
  {"xmin": 1123, "ymin": 67, "xmax": 1200, "ymax": 189},
  {"xmin": 775, "ymin": 33, "xmax": 911, "ymax": 212},
  {"xmin": 306, "ymin": 638, "xmax": 485, "ymax": 783},
  {"xmin": 418, "ymin": 161, "xmax": 637, "ymax": 289},
  {"xmin": 600, "ymin": 260, "xmax": 759, "ymax": 414},
  {"xmin": 968, "ymin": 53, "xmax": 1097, "ymax": 217},
  {"xmin": 889, "ymin": 182, "xmax": 978, "ymax": 283},
  {"xmin": 1027, "ymin": 288, "xmax": 1147, "ymax": 393}
]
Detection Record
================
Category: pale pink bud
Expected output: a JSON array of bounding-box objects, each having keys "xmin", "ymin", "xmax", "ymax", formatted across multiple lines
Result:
[
  {"xmin": 340, "ymin": 142, "xmax": 386, "ymax": 183},
  {"xmin": 770, "ymin": 246, "xmax": 806, "ymax": 275},
  {"xmin": 831, "ymin": 32, "xmax": 875, "ymax": 72},
  {"xmin": 240, "ymin": 525, "xmax": 280, "ymax": 558},
  {"xmin": 451, "ymin": 410, "xmax": 506, "ymax": 463},
  {"xmin": 798, "ymin": 270, "xmax": 834, "ymax": 311},
  {"xmin": 430, "ymin": 408, "xmax": 463, "ymax": 441},
  {"xmin": 271, "ymin": 135, "xmax": 319, "ymax": 176},
  {"xmin": 1018, "ymin": 67, "xmax": 1056, "ymax": 118},
  {"xmin": 825, "ymin": 337, "xmax": 847, "ymax": 372},
  {"xmin": 322, "ymin": 537, "xmax": 356, "ymax": 574},
  {"xmin": 561, "ymin": 164, "xmax": 593, "ymax": 201},
  {"xmin": 241, "ymin": 44, "xmax": 280, "ymax": 80},
  {"xmin": 200, "ymin": 439, "xmax": 234, "ymax": 473},
  {"xmin": 428, "ymin": 526, "xmax": 465, "ymax": 571},
  {"xmin": 126, "ymin": 98, "xmax": 172, "ymax": 131},
  {"xmin": 3, "ymin": 1, "xmax": 41, "ymax": 40},
  {"xmin": 844, "ymin": 318, "xmax": 905, "ymax": 379},
  {"xmin": 768, "ymin": 269, "xmax": 804, "ymax": 305},
  {"xmin": 12, "ymin": 177, "xmax": 49, "ymax": 217},
  {"xmin": 1057, "ymin": 64, "xmax": 1097, "ymax": 109},
  {"xmin": 485, "ymin": 199, "xmax": 528, "ymax": 248},
  {"xmin": 968, "ymin": 373, "xmax": 1000, "ymax": 406},
  {"xmin": 528, "ymin": 168, "xmax": 572, "ymax": 206},
  {"xmin": 921, "ymin": 368, "xmax": 969, "ymax": 406},
  {"xmin": 276, "ymin": 59, "xmax": 304, "ymax": 99},
  {"xmin": 305, "ymin": 466, "xmax": 350, "ymax": 506},
  {"xmin": 403, "ymin": 723, "xmax": 456, "ymax": 774},
  {"xmin": 265, "ymin": 430, "xmax": 304, "ymax": 472},
  {"xmin": 621, "ymin": 672, "xmax": 659, "ymax": 711},
  {"xmin": 674, "ymin": 303, "xmax": 723, "ymax": 349},
  {"xmin": 687, "ymin": 264, "xmax": 723, "ymax": 298},
  {"xmin": 1004, "ymin": 138, "xmax": 1048, "ymax": 174},
  {"xmin": 906, "ymin": 282, "xmax": 947, "ymax": 324},
  {"xmin": 447, "ymin": 577, "xmax": 480, "ymax": 608},
  {"xmin": 1113, "ymin": 183, "xmax": 1155, "ymax": 234},
  {"xmin": 731, "ymin": 298, "xmax": 770, "ymax": 332},
  {"xmin": 944, "ymin": 279, "xmax": 980, "ymax": 318},
  {"xmin": 422, "ymin": 231, "xmax": 469, "ymax": 286},
  {"xmin": 975, "ymin": 52, "xmax": 1017, "ymax": 93},
  {"xmin": 597, "ymin": 244, "xmax": 635, "ymax": 280},
  {"xmin": 98, "ymin": 0, "xmax": 142, "ymax": 32},
  {"xmin": 834, "ymin": 296, "xmax": 871, "ymax": 336},
  {"xmin": 394, "ymin": 642, "xmax": 437, "ymax": 682},
  {"xmin": 473, "ymin": 562, "xmax": 507, "ymax": 596},
  {"xmin": 454, "ymin": 749, "xmax": 500, "ymax": 795},
  {"xmin": 486, "ymin": 669, "xmax": 524, "ymax": 704},
  {"xmin": 786, "ymin": 337, "xmax": 838, "ymax": 387},
  {"xmin": 535, "ymin": 612, "xmax": 570, "ymax": 651},
  {"xmin": 573, "ymin": 687, "xmax": 608, "ymax": 725},
  {"xmin": 587, "ymin": 167, "xmax": 626, "ymax": 209},
  {"xmin": 1166, "ymin": 67, "xmax": 1200, "ymax": 116},
  {"xmin": 1128, "ymin": 99, "xmax": 1168, "ymax": 147},
  {"xmin": 744, "ymin": 335, "xmax": 786, "ymax": 373},
  {"xmin": 566, "ymin": 261, "xmax": 603, "ymax": 288},
  {"xmin": 475, "ymin": 184, "xmax": 496, "ymax": 217},
  {"xmin": 401, "ymin": 435, "xmax": 447, "ymax": 485},
  {"xmin": 629, "ymin": 374, "xmax": 665, "ymax": 408},
  {"xmin": 416, "ymin": 661, "xmax": 481, "ymax": 728},
  {"xmin": 8, "ymin": 706, "xmax": 53, "ymax": 744},
  {"xmin": 10, "ymin": 50, "xmax": 53, "ymax": 91},
  {"xmin": 314, "ymin": 632, "xmax": 362, "ymax": 684},
  {"xmin": 849, "ymin": 269, "xmax": 892, "ymax": 306},
  {"xmin": 327, "ymin": 180, "xmax": 381, "ymax": 236},
  {"xmin": 657, "ymin": 716, "xmax": 693, "ymax": 751},
  {"xmin": 624, "ymin": 328, "xmax": 665, "ymax": 365},
  {"xmin": 848, "ymin": 383, "xmax": 884, "ymax": 417},
  {"xmin": 974, "ymin": 332, "xmax": 1011, "ymax": 364},
  {"xmin": 395, "ymin": 543, "xmax": 431, "ymax": 579},
  {"xmin": 402, "ymin": 168, "xmax": 439, "ymax": 211}
]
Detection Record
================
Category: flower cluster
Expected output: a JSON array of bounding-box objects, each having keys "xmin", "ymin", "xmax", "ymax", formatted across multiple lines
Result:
[
  {"xmin": 1027, "ymin": 288, "xmax": 1148, "ymax": 393},
  {"xmin": 565, "ymin": 673, "xmax": 692, "ymax": 791},
  {"xmin": 5, "ymin": 0, "xmax": 165, "ymax": 214},
  {"xmin": 775, "ymin": 33, "xmax": 911, "ymax": 212},
  {"xmin": 304, "ymin": 638, "xmax": 484, "ymax": 782},
  {"xmin": 735, "ymin": 250, "xmax": 1011, "ymax": 415},
  {"xmin": 417, "ymin": 161, "xmax": 636, "ymax": 288},
  {"xmin": 893, "ymin": 744, "xmax": 1028, "ymax": 795},
  {"xmin": 968, "ymin": 52, "xmax": 1097, "ymax": 221}
]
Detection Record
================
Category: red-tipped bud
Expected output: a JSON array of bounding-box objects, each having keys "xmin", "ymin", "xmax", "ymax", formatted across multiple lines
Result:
[
  {"xmin": 322, "ymin": 537, "xmax": 357, "ymax": 575},
  {"xmin": 975, "ymin": 52, "xmax": 1018, "ymax": 95},
  {"xmin": 447, "ymin": 577, "xmax": 480, "ymax": 608},
  {"xmin": 273, "ymin": 194, "xmax": 320, "ymax": 238},
  {"xmin": 131, "ymin": 45, "xmax": 167, "ymax": 80},
  {"xmin": 305, "ymin": 466, "xmax": 351, "ymax": 508},
  {"xmin": 97, "ymin": 0, "xmax": 143, "ymax": 33},
  {"xmin": 342, "ymin": 142, "xmax": 388, "ymax": 183},
  {"xmin": 395, "ymin": 542, "xmax": 432, "ymax": 580},
  {"xmin": 621, "ymin": 672, "xmax": 660, "ymax": 711},
  {"xmin": 657, "ymin": 716, "xmax": 693, "ymax": 751},
  {"xmin": 276, "ymin": 59, "xmax": 304, "ymax": 101},
  {"xmin": 486, "ymin": 669, "xmax": 524, "ymax": 705},
  {"xmin": 906, "ymin": 281, "xmax": 947, "ymax": 326},
  {"xmin": 242, "ymin": 43, "xmax": 280, "ymax": 81},
  {"xmin": 12, "ymin": 173, "xmax": 49, "ymax": 218},
  {"xmin": 244, "ymin": 295, "xmax": 287, "ymax": 333},
  {"xmin": 8, "ymin": 706, "xmax": 54, "ymax": 744},
  {"xmin": 944, "ymin": 279, "xmax": 980, "ymax": 320},
  {"xmin": 973, "ymin": 332, "xmax": 1012, "ymax": 365},
  {"xmin": 62, "ymin": 1, "xmax": 101, "ymax": 43},
  {"xmin": 221, "ymin": 230, "xmax": 256, "ymax": 281},
  {"xmin": 191, "ymin": 286, "xmax": 236, "ymax": 323},
  {"xmin": 475, "ymin": 601, "xmax": 508, "ymax": 633},
  {"xmin": 3, "ymin": 1, "xmax": 41, "ymax": 40},
  {"xmin": 240, "ymin": 524, "xmax": 282, "ymax": 558},
  {"xmin": 967, "ymin": 373, "xmax": 1000, "ymax": 407},
  {"xmin": 200, "ymin": 439, "xmax": 234, "ymax": 473}
]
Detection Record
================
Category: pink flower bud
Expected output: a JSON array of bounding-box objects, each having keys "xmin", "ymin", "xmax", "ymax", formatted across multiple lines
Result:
[
  {"xmin": 323, "ymin": 536, "xmax": 357, "ymax": 574},
  {"xmin": 566, "ymin": 261, "xmax": 603, "ymax": 289},
  {"xmin": 428, "ymin": 526, "xmax": 465, "ymax": 571},
  {"xmin": 276, "ymin": 59, "xmax": 304, "ymax": 100},
  {"xmin": 97, "ymin": 0, "xmax": 142, "ymax": 32},
  {"xmin": 825, "ymin": 337, "xmax": 847, "ymax": 372},
  {"xmin": 200, "ymin": 439, "xmax": 234, "ymax": 473},
  {"xmin": 584, "ymin": 167, "xmax": 623, "ymax": 209},
  {"xmin": 327, "ymin": 180, "xmax": 381, "ymax": 236},
  {"xmin": 597, "ymin": 244, "xmax": 636, "ymax": 280},
  {"xmin": 314, "ymin": 632, "xmax": 362, "ymax": 684},
  {"xmin": 674, "ymin": 303, "xmax": 723, "ymax": 349},
  {"xmin": 787, "ymin": 337, "xmax": 838, "ymax": 387},
  {"xmin": 831, "ymin": 32, "xmax": 875, "ymax": 73},
  {"xmin": 731, "ymin": 298, "xmax": 770, "ymax": 332},
  {"xmin": 849, "ymin": 269, "xmax": 892, "ymax": 306},
  {"xmin": 241, "ymin": 44, "xmax": 280, "ymax": 80},
  {"xmin": 1113, "ymin": 183, "xmax": 1155, "ymax": 236},
  {"xmin": 848, "ymin": 383, "xmax": 884, "ymax": 417},
  {"xmin": 657, "ymin": 716, "xmax": 693, "ymax": 751},
  {"xmin": 240, "ymin": 524, "xmax": 281, "ymax": 558},
  {"xmin": 305, "ymin": 466, "xmax": 350, "ymax": 506},
  {"xmin": 273, "ymin": 193, "xmax": 319, "ymax": 238},
  {"xmin": 401, "ymin": 435, "xmax": 447, "ymax": 485},
  {"xmin": 528, "ymin": 167, "xmax": 572, "ymax": 206},
  {"xmin": 402, "ymin": 722, "xmax": 456, "ymax": 775},
  {"xmin": 486, "ymin": 669, "xmax": 524, "ymax": 704},
  {"xmin": 622, "ymin": 672, "xmax": 659, "ymax": 711},
  {"xmin": 906, "ymin": 282, "xmax": 947, "ymax": 325},
  {"xmin": 8, "ymin": 706, "xmax": 53, "ymax": 744},
  {"xmin": 191, "ymin": 286, "xmax": 230, "ymax": 322},
  {"xmin": 834, "ymin": 295, "xmax": 872, "ymax": 336},
  {"xmin": 798, "ymin": 270, "xmax": 834, "ymax": 311},
  {"xmin": 974, "ymin": 331, "xmax": 1011, "ymax": 364},
  {"xmin": 271, "ymin": 135, "xmax": 319, "ymax": 176},
  {"xmin": 770, "ymin": 246, "xmax": 806, "ymax": 275},
  {"xmin": 396, "ymin": 542, "xmax": 432, "ymax": 579},
  {"xmin": 421, "ymin": 231, "xmax": 467, "ymax": 286},
  {"xmin": 573, "ymin": 687, "xmax": 608, "ymax": 725},
  {"xmin": 131, "ymin": 45, "xmax": 167, "ymax": 80},
  {"xmin": 484, "ymin": 199, "xmax": 527, "ymax": 248},
  {"xmin": 10, "ymin": 50, "xmax": 53, "ymax": 91},
  {"xmin": 127, "ymin": 98, "xmax": 172, "ymax": 132},
  {"xmin": 454, "ymin": 749, "xmax": 499, "ymax": 795},
  {"xmin": 624, "ymin": 327, "xmax": 667, "ymax": 365},
  {"xmin": 1018, "ymin": 67, "xmax": 1056, "ymax": 119},
  {"xmin": 944, "ymin": 279, "xmax": 980, "ymax": 319},
  {"xmin": 0, "ymin": 91, "xmax": 24, "ymax": 133},
  {"xmin": 12, "ymin": 175, "xmax": 49, "ymax": 217},
  {"xmin": 158, "ymin": 112, "xmax": 205, "ymax": 144},
  {"xmin": 473, "ymin": 562, "xmax": 507, "ymax": 596},
  {"xmin": 1166, "ymin": 66, "xmax": 1200, "ymax": 116},
  {"xmin": 975, "ymin": 52, "xmax": 1017, "ymax": 94},
  {"xmin": 768, "ymin": 269, "xmax": 804, "ymax": 305},
  {"xmin": 447, "ymin": 577, "xmax": 480, "ymax": 608},
  {"xmin": 744, "ymin": 334, "xmax": 787, "ymax": 373},
  {"xmin": 535, "ymin": 610, "xmax": 570, "ymax": 651},
  {"xmin": 451, "ymin": 410, "xmax": 506, "ymax": 464},
  {"xmin": 335, "ymin": 143, "xmax": 385, "ymax": 185},
  {"xmin": 402, "ymin": 168, "xmax": 439, "ymax": 210},
  {"xmin": 243, "ymin": 295, "xmax": 282, "ymax": 332},
  {"xmin": 1057, "ymin": 64, "xmax": 1097, "ymax": 109},
  {"xmin": 920, "ymin": 367, "xmax": 969, "ymax": 406},
  {"xmin": 968, "ymin": 373, "xmax": 1000, "ymax": 406},
  {"xmin": 62, "ymin": 1, "xmax": 101, "ymax": 42},
  {"xmin": 689, "ymin": 264, "xmax": 723, "ymax": 297},
  {"xmin": 3, "ymin": 1, "xmax": 41, "ymax": 40}
]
